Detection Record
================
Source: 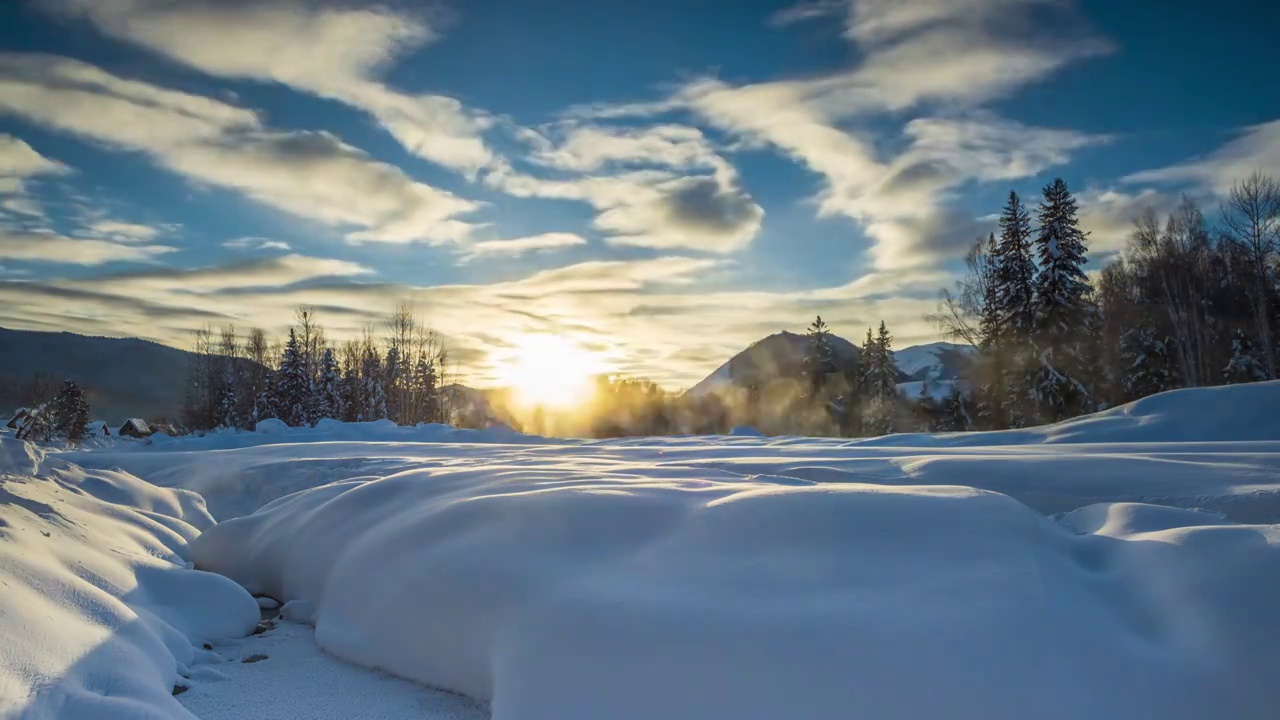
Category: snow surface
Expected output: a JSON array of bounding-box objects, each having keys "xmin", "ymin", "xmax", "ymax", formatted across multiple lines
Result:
[
  {"xmin": 0, "ymin": 437, "xmax": 257, "ymax": 718},
  {"xmin": 891, "ymin": 341, "xmax": 973, "ymax": 378},
  {"xmin": 7, "ymin": 381, "xmax": 1280, "ymax": 719}
]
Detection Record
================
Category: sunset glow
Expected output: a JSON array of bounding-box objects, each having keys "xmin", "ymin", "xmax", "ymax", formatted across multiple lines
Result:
[{"xmin": 496, "ymin": 334, "xmax": 605, "ymax": 409}]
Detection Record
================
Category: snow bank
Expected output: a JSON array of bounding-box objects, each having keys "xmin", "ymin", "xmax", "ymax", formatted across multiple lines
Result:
[
  {"xmin": 0, "ymin": 437, "xmax": 258, "ymax": 718},
  {"xmin": 193, "ymin": 464, "xmax": 1280, "ymax": 719}
]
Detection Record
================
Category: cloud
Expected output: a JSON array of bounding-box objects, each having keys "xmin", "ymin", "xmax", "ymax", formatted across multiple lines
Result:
[
  {"xmin": 45, "ymin": 0, "xmax": 494, "ymax": 174},
  {"xmin": 463, "ymin": 232, "xmax": 586, "ymax": 258},
  {"xmin": 1125, "ymin": 120, "xmax": 1280, "ymax": 195},
  {"xmin": 769, "ymin": 0, "xmax": 847, "ymax": 27},
  {"xmin": 0, "ymin": 54, "xmax": 479, "ymax": 244},
  {"xmin": 85, "ymin": 219, "xmax": 160, "ymax": 242},
  {"xmin": 0, "ymin": 134, "xmax": 69, "ymax": 193},
  {"xmin": 0, "ymin": 230, "xmax": 174, "ymax": 264},
  {"xmin": 489, "ymin": 123, "xmax": 764, "ymax": 253},
  {"xmin": 1075, "ymin": 187, "xmax": 1175, "ymax": 257},
  {"xmin": 223, "ymin": 236, "xmax": 291, "ymax": 252}
]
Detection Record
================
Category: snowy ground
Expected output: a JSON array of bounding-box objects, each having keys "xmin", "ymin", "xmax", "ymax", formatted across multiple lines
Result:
[{"xmin": 3, "ymin": 382, "xmax": 1280, "ymax": 719}]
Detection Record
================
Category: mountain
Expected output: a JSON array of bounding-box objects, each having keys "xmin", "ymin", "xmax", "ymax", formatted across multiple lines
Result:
[
  {"xmin": 686, "ymin": 331, "xmax": 861, "ymax": 397},
  {"xmin": 0, "ymin": 327, "xmax": 199, "ymax": 424},
  {"xmin": 687, "ymin": 333, "xmax": 974, "ymax": 398},
  {"xmin": 893, "ymin": 342, "xmax": 976, "ymax": 382}
]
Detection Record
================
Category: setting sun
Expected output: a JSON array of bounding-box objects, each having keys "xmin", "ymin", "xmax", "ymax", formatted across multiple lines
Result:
[{"xmin": 496, "ymin": 334, "xmax": 604, "ymax": 409}]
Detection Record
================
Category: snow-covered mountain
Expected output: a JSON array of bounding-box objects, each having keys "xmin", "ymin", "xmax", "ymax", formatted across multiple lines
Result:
[
  {"xmin": 685, "ymin": 331, "xmax": 860, "ymax": 397},
  {"xmin": 893, "ymin": 342, "xmax": 976, "ymax": 382},
  {"xmin": 687, "ymin": 333, "xmax": 972, "ymax": 397}
]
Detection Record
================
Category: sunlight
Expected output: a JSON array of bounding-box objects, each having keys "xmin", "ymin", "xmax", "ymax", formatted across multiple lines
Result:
[{"xmin": 496, "ymin": 334, "xmax": 604, "ymax": 409}]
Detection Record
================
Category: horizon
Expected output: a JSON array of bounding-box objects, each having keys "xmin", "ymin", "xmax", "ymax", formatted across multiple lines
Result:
[{"xmin": 1, "ymin": 0, "xmax": 1278, "ymax": 390}]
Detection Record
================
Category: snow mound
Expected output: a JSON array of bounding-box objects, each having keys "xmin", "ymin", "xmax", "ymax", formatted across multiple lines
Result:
[
  {"xmin": 194, "ymin": 463, "xmax": 1280, "ymax": 719},
  {"xmin": 0, "ymin": 435, "xmax": 42, "ymax": 476},
  {"xmin": 0, "ymin": 449, "xmax": 258, "ymax": 717},
  {"xmin": 254, "ymin": 418, "xmax": 290, "ymax": 434}
]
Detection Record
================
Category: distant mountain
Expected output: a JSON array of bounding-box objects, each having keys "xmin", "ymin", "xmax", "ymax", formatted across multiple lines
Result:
[
  {"xmin": 0, "ymin": 327, "xmax": 199, "ymax": 424},
  {"xmin": 687, "ymin": 333, "xmax": 973, "ymax": 398},
  {"xmin": 686, "ymin": 331, "xmax": 862, "ymax": 397},
  {"xmin": 894, "ymin": 342, "xmax": 976, "ymax": 382}
]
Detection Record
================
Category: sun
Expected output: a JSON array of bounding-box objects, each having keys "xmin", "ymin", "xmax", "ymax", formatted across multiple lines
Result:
[{"xmin": 496, "ymin": 334, "xmax": 603, "ymax": 409}]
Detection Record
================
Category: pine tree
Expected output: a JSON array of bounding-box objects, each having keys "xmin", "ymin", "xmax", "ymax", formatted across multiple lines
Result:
[
  {"xmin": 992, "ymin": 192, "xmax": 1038, "ymax": 426},
  {"xmin": 414, "ymin": 356, "xmax": 440, "ymax": 424},
  {"xmin": 1031, "ymin": 178, "xmax": 1095, "ymax": 422},
  {"xmin": 362, "ymin": 346, "xmax": 387, "ymax": 421},
  {"xmin": 254, "ymin": 372, "xmax": 276, "ymax": 425},
  {"xmin": 861, "ymin": 322, "xmax": 898, "ymax": 435},
  {"xmin": 339, "ymin": 363, "xmax": 362, "ymax": 422},
  {"xmin": 51, "ymin": 380, "xmax": 89, "ymax": 444},
  {"xmin": 1119, "ymin": 324, "xmax": 1174, "ymax": 401},
  {"xmin": 941, "ymin": 386, "xmax": 972, "ymax": 431},
  {"xmin": 310, "ymin": 346, "xmax": 342, "ymax": 422},
  {"xmin": 802, "ymin": 315, "xmax": 835, "ymax": 401},
  {"xmin": 1222, "ymin": 329, "xmax": 1268, "ymax": 384},
  {"xmin": 383, "ymin": 346, "xmax": 402, "ymax": 424},
  {"xmin": 274, "ymin": 329, "xmax": 310, "ymax": 426}
]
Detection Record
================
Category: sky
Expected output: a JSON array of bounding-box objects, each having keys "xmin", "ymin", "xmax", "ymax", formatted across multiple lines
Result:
[{"xmin": 0, "ymin": 0, "xmax": 1277, "ymax": 389}]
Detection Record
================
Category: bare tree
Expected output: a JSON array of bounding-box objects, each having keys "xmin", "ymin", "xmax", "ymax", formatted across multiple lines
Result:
[{"xmin": 1220, "ymin": 172, "xmax": 1280, "ymax": 377}]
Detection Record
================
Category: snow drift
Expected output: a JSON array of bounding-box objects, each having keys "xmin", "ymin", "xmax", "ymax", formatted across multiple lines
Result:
[
  {"xmin": 0, "ymin": 438, "xmax": 258, "ymax": 719},
  {"xmin": 186, "ymin": 383, "xmax": 1280, "ymax": 720}
]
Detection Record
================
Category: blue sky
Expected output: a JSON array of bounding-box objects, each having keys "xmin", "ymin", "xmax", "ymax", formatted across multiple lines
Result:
[{"xmin": 0, "ymin": 0, "xmax": 1277, "ymax": 388}]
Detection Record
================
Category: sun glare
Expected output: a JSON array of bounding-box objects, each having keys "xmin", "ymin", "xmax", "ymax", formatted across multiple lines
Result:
[{"xmin": 497, "ymin": 334, "xmax": 603, "ymax": 409}]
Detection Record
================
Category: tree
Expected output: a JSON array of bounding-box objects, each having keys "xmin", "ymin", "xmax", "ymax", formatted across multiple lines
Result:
[
  {"xmin": 940, "ymin": 386, "xmax": 972, "ymax": 432},
  {"xmin": 1220, "ymin": 172, "xmax": 1280, "ymax": 378},
  {"xmin": 362, "ymin": 345, "xmax": 387, "ymax": 421},
  {"xmin": 274, "ymin": 329, "xmax": 310, "ymax": 426},
  {"xmin": 802, "ymin": 315, "xmax": 835, "ymax": 401},
  {"xmin": 1223, "ymin": 328, "xmax": 1268, "ymax": 384},
  {"xmin": 861, "ymin": 322, "xmax": 898, "ymax": 435},
  {"xmin": 311, "ymin": 346, "xmax": 342, "ymax": 422},
  {"xmin": 992, "ymin": 191, "xmax": 1039, "ymax": 425},
  {"xmin": 51, "ymin": 380, "xmax": 89, "ymax": 444},
  {"xmin": 1119, "ymin": 324, "xmax": 1175, "ymax": 402},
  {"xmin": 1030, "ymin": 178, "xmax": 1095, "ymax": 422}
]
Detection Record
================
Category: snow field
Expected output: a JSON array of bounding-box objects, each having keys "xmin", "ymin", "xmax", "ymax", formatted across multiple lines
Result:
[{"xmin": 0, "ymin": 438, "xmax": 258, "ymax": 719}]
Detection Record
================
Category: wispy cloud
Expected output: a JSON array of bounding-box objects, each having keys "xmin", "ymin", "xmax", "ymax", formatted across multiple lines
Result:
[
  {"xmin": 0, "ymin": 54, "xmax": 480, "ymax": 245},
  {"xmin": 223, "ymin": 236, "xmax": 292, "ymax": 252},
  {"xmin": 463, "ymin": 232, "xmax": 587, "ymax": 259},
  {"xmin": 1125, "ymin": 120, "xmax": 1280, "ymax": 195},
  {"xmin": 0, "ymin": 230, "xmax": 174, "ymax": 265},
  {"xmin": 768, "ymin": 0, "xmax": 847, "ymax": 28},
  {"xmin": 44, "ymin": 0, "xmax": 495, "ymax": 174}
]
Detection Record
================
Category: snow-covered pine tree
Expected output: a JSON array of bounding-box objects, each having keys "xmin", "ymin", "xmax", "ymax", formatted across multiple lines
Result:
[
  {"xmin": 992, "ymin": 191, "xmax": 1038, "ymax": 426},
  {"xmin": 254, "ymin": 372, "xmax": 276, "ymax": 425},
  {"xmin": 362, "ymin": 346, "xmax": 388, "ymax": 421},
  {"xmin": 339, "ymin": 361, "xmax": 361, "ymax": 422},
  {"xmin": 941, "ymin": 385, "xmax": 972, "ymax": 432},
  {"xmin": 861, "ymin": 322, "xmax": 898, "ymax": 435},
  {"xmin": 802, "ymin": 315, "xmax": 835, "ymax": 401},
  {"xmin": 310, "ymin": 346, "xmax": 342, "ymax": 422},
  {"xmin": 414, "ymin": 355, "xmax": 439, "ymax": 424},
  {"xmin": 384, "ymin": 345, "xmax": 402, "ymax": 424},
  {"xmin": 274, "ymin": 329, "xmax": 310, "ymax": 427},
  {"xmin": 50, "ymin": 380, "xmax": 90, "ymax": 443},
  {"xmin": 1031, "ymin": 178, "xmax": 1095, "ymax": 422},
  {"xmin": 1222, "ymin": 328, "xmax": 1268, "ymax": 384},
  {"xmin": 1119, "ymin": 324, "xmax": 1174, "ymax": 402}
]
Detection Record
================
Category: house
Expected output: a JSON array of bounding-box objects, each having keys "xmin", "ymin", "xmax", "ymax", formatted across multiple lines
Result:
[
  {"xmin": 117, "ymin": 418, "xmax": 153, "ymax": 438},
  {"xmin": 86, "ymin": 420, "xmax": 111, "ymax": 437},
  {"xmin": 149, "ymin": 423, "xmax": 178, "ymax": 437},
  {"xmin": 6, "ymin": 408, "xmax": 30, "ymax": 430}
]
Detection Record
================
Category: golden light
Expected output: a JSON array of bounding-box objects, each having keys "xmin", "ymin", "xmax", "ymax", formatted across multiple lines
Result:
[{"xmin": 496, "ymin": 334, "xmax": 605, "ymax": 409}]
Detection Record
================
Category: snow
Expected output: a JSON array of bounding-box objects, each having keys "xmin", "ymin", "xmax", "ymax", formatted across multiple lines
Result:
[
  {"xmin": 896, "ymin": 379, "xmax": 958, "ymax": 399},
  {"xmin": 6, "ymin": 381, "xmax": 1280, "ymax": 718},
  {"xmin": 0, "ymin": 437, "xmax": 257, "ymax": 718},
  {"xmin": 891, "ymin": 341, "xmax": 972, "ymax": 377},
  {"xmin": 177, "ymin": 621, "xmax": 485, "ymax": 720}
]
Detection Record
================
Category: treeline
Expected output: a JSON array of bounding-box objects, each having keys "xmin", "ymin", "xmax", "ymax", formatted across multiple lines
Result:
[
  {"xmin": 936, "ymin": 172, "xmax": 1280, "ymax": 429},
  {"xmin": 182, "ymin": 305, "xmax": 456, "ymax": 431}
]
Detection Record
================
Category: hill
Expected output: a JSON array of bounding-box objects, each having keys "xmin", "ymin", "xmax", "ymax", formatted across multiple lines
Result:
[{"xmin": 0, "ymin": 327, "xmax": 200, "ymax": 424}]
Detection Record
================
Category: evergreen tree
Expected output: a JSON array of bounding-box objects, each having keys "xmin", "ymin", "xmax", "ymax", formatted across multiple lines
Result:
[
  {"xmin": 992, "ymin": 192, "xmax": 1038, "ymax": 426},
  {"xmin": 1119, "ymin": 324, "xmax": 1175, "ymax": 401},
  {"xmin": 51, "ymin": 380, "xmax": 89, "ymax": 443},
  {"xmin": 362, "ymin": 346, "xmax": 387, "ymax": 421},
  {"xmin": 941, "ymin": 386, "xmax": 972, "ymax": 432},
  {"xmin": 861, "ymin": 322, "xmax": 898, "ymax": 435},
  {"xmin": 414, "ymin": 356, "xmax": 440, "ymax": 424},
  {"xmin": 384, "ymin": 345, "xmax": 402, "ymax": 423},
  {"xmin": 254, "ymin": 372, "xmax": 276, "ymax": 425},
  {"xmin": 274, "ymin": 329, "xmax": 310, "ymax": 426},
  {"xmin": 339, "ymin": 363, "xmax": 362, "ymax": 422},
  {"xmin": 311, "ymin": 346, "xmax": 342, "ymax": 422},
  {"xmin": 802, "ymin": 315, "xmax": 835, "ymax": 400},
  {"xmin": 1223, "ymin": 329, "xmax": 1268, "ymax": 384},
  {"xmin": 1031, "ymin": 178, "xmax": 1095, "ymax": 422}
]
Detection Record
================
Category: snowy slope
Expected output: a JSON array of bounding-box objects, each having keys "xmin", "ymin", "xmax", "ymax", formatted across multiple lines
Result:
[
  {"xmin": 893, "ymin": 341, "xmax": 975, "ymax": 380},
  {"xmin": 52, "ymin": 382, "xmax": 1280, "ymax": 720},
  {"xmin": 685, "ymin": 331, "xmax": 858, "ymax": 397},
  {"xmin": 7, "ymin": 381, "xmax": 1280, "ymax": 719},
  {"xmin": 0, "ymin": 437, "xmax": 257, "ymax": 718}
]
